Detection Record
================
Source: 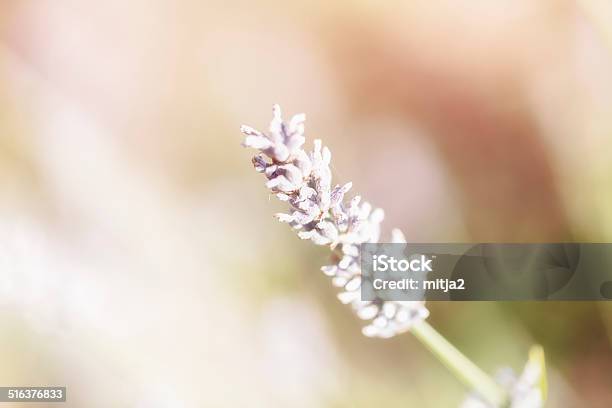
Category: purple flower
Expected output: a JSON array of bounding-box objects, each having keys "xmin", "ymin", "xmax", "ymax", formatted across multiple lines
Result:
[{"xmin": 242, "ymin": 105, "xmax": 429, "ymax": 338}]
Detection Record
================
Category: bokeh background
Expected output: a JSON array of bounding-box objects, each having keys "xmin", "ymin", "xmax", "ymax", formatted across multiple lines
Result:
[{"xmin": 1, "ymin": 0, "xmax": 611, "ymax": 407}]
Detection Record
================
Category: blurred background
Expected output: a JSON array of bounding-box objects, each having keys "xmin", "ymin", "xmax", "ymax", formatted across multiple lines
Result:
[{"xmin": 0, "ymin": 0, "xmax": 611, "ymax": 406}]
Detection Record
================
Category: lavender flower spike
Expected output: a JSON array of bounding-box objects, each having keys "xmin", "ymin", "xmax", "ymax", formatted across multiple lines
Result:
[
  {"xmin": 242, "ymin": 105, "xmax": 429, "ymax": 338},
  {"xmin": 460, "ymin": 345, "xmax": 546, "ymax": 408}
]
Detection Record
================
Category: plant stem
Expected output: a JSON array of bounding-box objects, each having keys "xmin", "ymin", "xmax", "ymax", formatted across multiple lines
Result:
[{"xmin": 411, "ymin": 320, "xmax": 509, "ymax": 407}]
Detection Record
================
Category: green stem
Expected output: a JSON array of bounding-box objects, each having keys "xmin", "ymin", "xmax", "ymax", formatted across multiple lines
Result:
[{"xmin": 412, "ymin": 321, "xmax": 509, "ymax": 407}]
